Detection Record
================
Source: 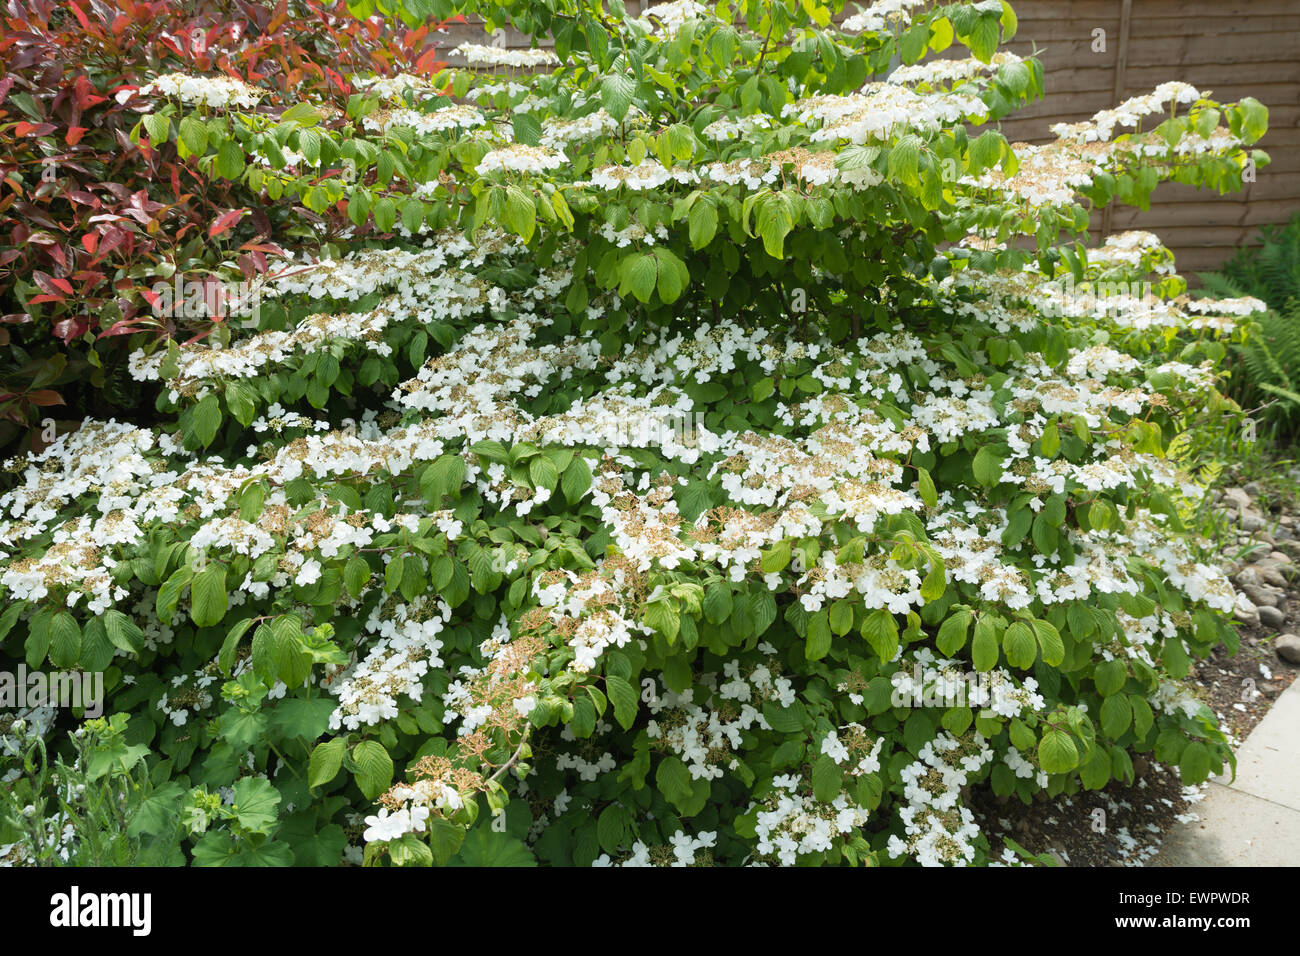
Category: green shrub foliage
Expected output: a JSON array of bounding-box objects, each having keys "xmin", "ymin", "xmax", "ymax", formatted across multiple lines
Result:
[{"xmin": 0, "ymin": 0, "xmax": 1273, "ymax": 866}]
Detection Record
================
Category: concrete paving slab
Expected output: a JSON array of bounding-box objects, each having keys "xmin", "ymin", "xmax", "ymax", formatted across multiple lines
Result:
[
  {"xmin": 1214, "ymin": 678, "xmax": 1300, "ymax": 811},
  {"xmin": 1152, "ymin": 784, "xmax": 1300, "ymax": 866},
  {"xmin": 1152, "ymin": 678, "xmax": 1300, "ymax": 866}
]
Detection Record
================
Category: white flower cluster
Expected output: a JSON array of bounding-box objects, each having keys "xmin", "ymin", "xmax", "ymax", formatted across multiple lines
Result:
[
  {"xmin": 477, "ymin": 144, "xmax": 567, "ymax": 175},
  {"xmin": 351, "ymin": 73, "xmax": 442, "ymax": 103},
  {"xmin": 137, "ymin": 72, "xmax": 264, "ymax": 109},
  {"xmin": 540, "ymin": 108, "xmax": 637, "ymax": 148},
  {"xmin": 592, "ymin": 828, "xmax": 717, "ymax": 866},
  {"xmin": 451, "ymin": 43, "xmax": 560, "ymax": 69},
  {"xmin": 788, "ymin": 84, "xmax": 988, "ymax": 143},
  {"xmin": 361, "ymin": 104, "xmax": 486, "ymax": 135},
  {"xmin": 888, "ymin": 732, "xmax": 995, "ymax": 866},
  {"xmin": 329, "ymin": 594, "xmax": 452, "ymax": 731},
  {"xmin": 1052, "ymin": 82, "xmax": 1202, "ymax": 144},
  {"xmin": 646, "ymin": 649, "xmax": 795, "ymax": 781},
  {"xmin": 752, "ymin": 775, "xmax": 872, "ymax": 866},
  {"xmin": 841, "ymin": 0, "xmax": 929, "ymax": 34}
]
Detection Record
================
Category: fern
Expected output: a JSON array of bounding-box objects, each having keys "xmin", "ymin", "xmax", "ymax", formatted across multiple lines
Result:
[
  {"xmin": 1201, "ymin": 216, "xmax": 1300, "ymax": 439},
  {"xmin": 1258, "ymin": 381, "xmax": 1300, "ymax": 409},
  {"xmin": 1221, "ymin": 213, "xmax": 1300, "ymax": 312}
]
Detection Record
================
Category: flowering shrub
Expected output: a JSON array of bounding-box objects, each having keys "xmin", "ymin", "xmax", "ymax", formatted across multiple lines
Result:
[{"xmin": 0, "ymin": 0, "xmax": 1274, "ymax": 866}]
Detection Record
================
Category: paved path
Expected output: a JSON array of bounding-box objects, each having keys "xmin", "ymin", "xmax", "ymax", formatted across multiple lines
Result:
[{"xmin": 1152, "ymin": 678, "xmax": 1300, "ymax": 866}]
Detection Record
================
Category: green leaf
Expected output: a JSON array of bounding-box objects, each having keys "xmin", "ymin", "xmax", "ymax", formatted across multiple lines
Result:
[
  {"xmin": 192, "ymin": 394, "xmax": 222, "ymax": 448},
  {"xmin": 1162, "ymin": 636, "xmax": 1190, "ymax": 679},
  {"xmin": 618, "ymin": 252, "xmax": 658, "ymax": 303},
  {"xmin": 345, "ymin": 555, "xmax": 371, "ymax": 598},
  {"xmin": 270, "ymin": 697, "xmax": 336, "ymax": 741},
  {"xmin": 309, "ymin": 738, "xmax": 346, "ymax": 789},
  {"xmin": 143, "ymin": 111, "xmax": 171, "ymax": 144},
  {"xmin": 811, "ymin": 753, "xmax": 842, "ymax": 803},
  {"xmin": 971, "ymin": 616, "xmax": 1000, "ymax": 671},
  {"xmin": 503, "ymin": 185, "xmax": 536, "ymax": 243},
  {"xmin": 972, "ymin": 446, "xmax": 1003, "ymax": 487},
  {"xmin": 1002, "ymin": 620, "xmax": 1037, "ymax": 669},
  {"xmin": 1039, "ymin": 422, "xmax": 1060, "ymax": 457},
  {"xmin": 179, "ymin": 115, "xmax": 208, "ymax": 156},
  {"xmin": 600, "ymin": 73, "xmax": 637, "ymax": 121},
  {"xmin": 755, "ymin": 191, "xmax": 795, "ymax": 258},
  {"xmin": 1038, "ymin": 729, "xmax": 1078, "ymax": 775},
  {"xmin": 806, "ymin": 610, "xmax": 832, "ymax": 660},
  {"xmin": 653, "ymin": 246, "xmax": 689, "ymax": 302},
  {"xmin": 1130, "ymin": 695, "xmax": 1155, "ymax": 738},
  {"xmin": 48, "ymin": 611, "xmax": 81, "ymax": 669},
  {"xmin": 655, "ymin": 755, "xmax": 693, "ymax": 802},
  {"xmin": 1099, "ymin": 694, "xmax": 1132, "ymax": 739},
  {"xmin": 156, "ymin": 566, "xmax": 192, "ymax": 625},
  {"xmin": 450, "ymin": 827, "xmax": 537, "ymax": 867},
  {"xmin": 761, "ymin": 538, "xmax": 791, "ymax": 574},
  {"xmin": 561, "ymin": 456, "xmax": 592, "ymax": 503},
  {"xmin": 606, "ymin": 674, "xmax": 638, "ymax": 730},
  {"xmin": 1179, "ymin": 741, "xmax": 1212, "ymax": 785},
  {"xmin": 936, "ymin": 608, "xmax": 971, "ymax": 656},
  {"xmin": 103, "ymin": 609, "xmax": 144, "ymax": 656},
  {"xmin": 422, "ymin": 454, "xmax": 467, "ymax": 505},
  {"xmin": 230, "ymin": 777, "xmax": 281, "ymax": 833},
  {"xmin": 529, "ymin": 455, "xmax": 559, "ymax": 492},
  {"xmin": 1094, "ymin": 659, "xmax": 1127, "ymax": 697},
  {"xmin": 887, "ymin": 135, "xmax": 922, "ymax": 186},
  {"xmin": 78, "ymin": 617, "xmax": 115, "ymax": 671},
  {"xmin": 191, "ymin": 565, "xmax": 228, "ymax": 628},
  {"xmin": 512, "ymin": 112, "xmax": 542, "ymax": 146},
  {"xmin": 596, "ymin": 803, "xmax": 630, "ymax": 854},
  {"xmin": 352, "ymin": 740, "xmax": 394, "ymax": 800},
  {"xmin": 916, "ymin": 466, "xmax": 937, "ymax": 508},
  {"xmin": 861, "ymin": 609, "xmax": 898, "ymax": 663},
  {"xmin": 1031, "ymin": 618, "xmax": 1065, "ymax": 666},
  {"xmin": 218, "ymin": 617, "xmax": 255, "ymax": 675},
  {"xmin": 688, "ymin": 198, "xmax": 718, "ymax": 248}
]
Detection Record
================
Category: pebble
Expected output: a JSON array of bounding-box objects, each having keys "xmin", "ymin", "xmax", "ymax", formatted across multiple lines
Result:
[
  {"xmin": 1234, "ymin": 594, "xmax": 1261, "ymax": 627},
  {"xmin": 1258, "ymin": 605, "xmax": 1286, "ymax": 629},
  {"xmin": 1276, "ymin": 634, "xmax": 1300, "ymax": 665},
  {"xmin": 1222, "ymin": 487, "xmax": 1252, "ymax": 511},
  {"xmin": 1243, "ymin": 584, "xmax": 1285, "ymax": 609}
]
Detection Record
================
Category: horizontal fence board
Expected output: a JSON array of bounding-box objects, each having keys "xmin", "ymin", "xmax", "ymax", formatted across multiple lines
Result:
[{"xmin": 1006, "ymin": 0, "xmax": 1300, "ymax": 19}]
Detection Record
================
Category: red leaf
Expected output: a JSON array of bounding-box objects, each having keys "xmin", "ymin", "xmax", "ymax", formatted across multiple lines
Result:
[
  {"xmin": 99, "ymin": 318, "xmax": 148, "ymax": 337},
  {"xmin": 416, "ymin": 50, "xmax": 447, "ymax": 76},
  {"xmin": 81, "ymin": 232, "xmax": 98, "ymax": 254},
  {"xmin": 52, "ymin": 318, "xmax": 88, "ymax": 341},
  {"xmin": 65, "ymin": 126, "xmax": 89, "ymax": 145},
  {"xmin": 208, "ymin": 208, "xmax": 247, "ymax": 238},
  {"xmin": 15, "ymin": 121, "xmax": 56, "ymax": 137},
  {"xmin": 33, "ymin": 272, "xmax": 73, "ymax": 296},
  {"xmin": 70, "ymin": 2, "xmax": 91, "ymax": 30},
  {"xmin": 25, "ymin": 390, "xmax": 65, "ymax": 407}
]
